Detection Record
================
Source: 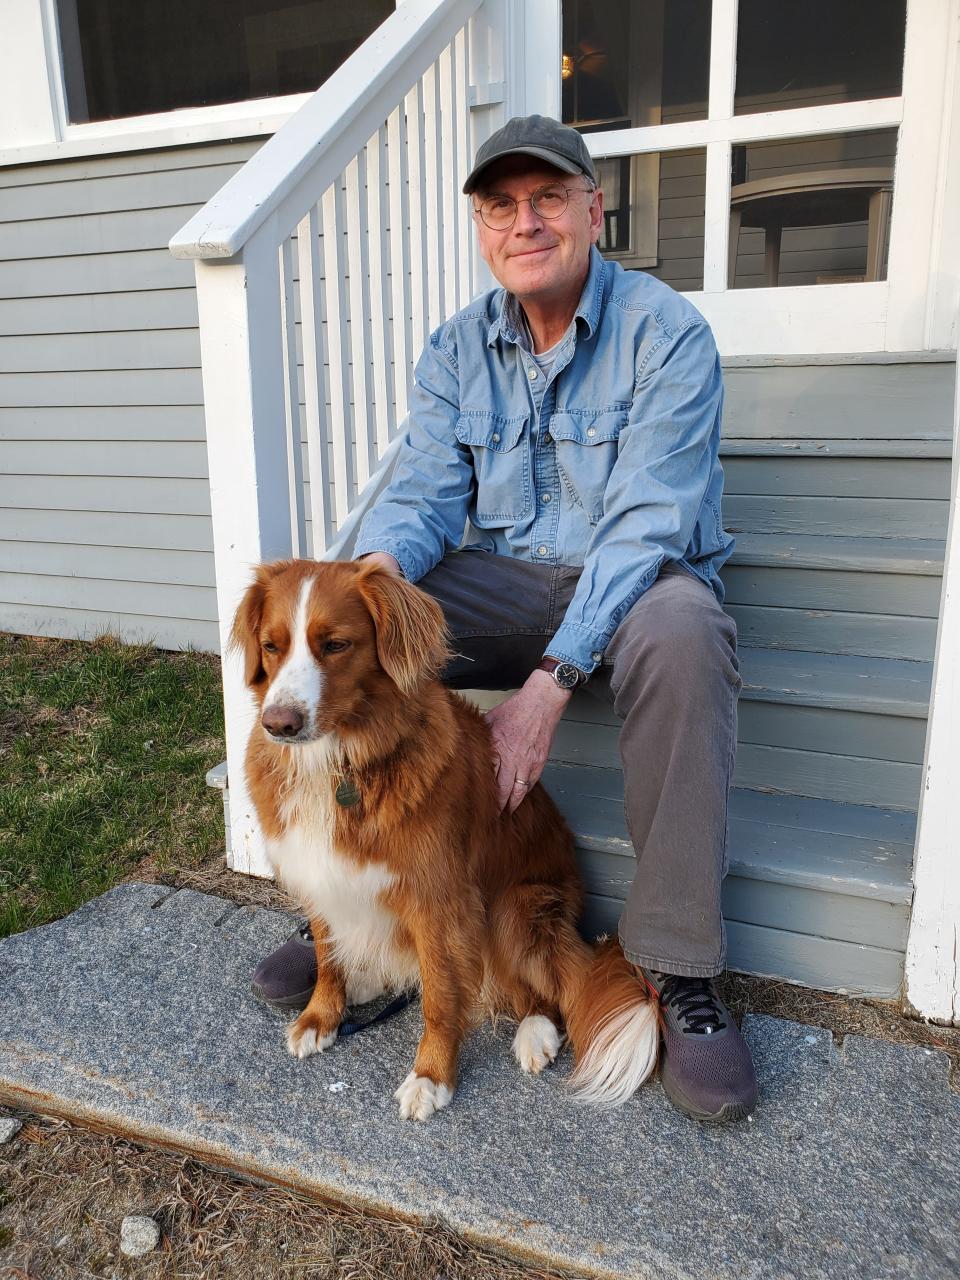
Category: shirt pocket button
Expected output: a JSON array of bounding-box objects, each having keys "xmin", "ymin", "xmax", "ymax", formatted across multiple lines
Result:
[{"xmin": 586, "ymin": 427, "xmax": 596, "ymax": 438}]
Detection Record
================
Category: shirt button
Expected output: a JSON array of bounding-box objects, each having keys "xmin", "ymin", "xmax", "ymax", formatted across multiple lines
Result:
[
  {"xmin": 491, "ymin": 432, "xmax": 500, "ymax": 443},
  {"xmin": 586, "ymin": 426, "xmax": 596, "ymax": 437},
  {"xmin": 543, "ymin": 432, "xmax": 553, "ymax": 444},
  {"xmin": 592, "ymin": 651, "xmax": 603, "ymax": 662},
  {"xmin": 537, "ymin": 545, "xmax": 549, "ymax": 556},
  {"xmin": 541, "ymin": 493, "xmax": 551, "ymax": 503},
  {"xmin": 527, "ymin": 366, "xmax": 538, "ymax": 380}
]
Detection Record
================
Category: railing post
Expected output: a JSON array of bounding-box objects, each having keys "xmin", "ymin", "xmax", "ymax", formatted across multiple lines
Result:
[
  {"xmin": 904, "ymin": 355, "xmax": 960, "ymax": 1024},
  {"xmin": 194, "ymin": 223, "xmax": 292, "ymax": 878}
]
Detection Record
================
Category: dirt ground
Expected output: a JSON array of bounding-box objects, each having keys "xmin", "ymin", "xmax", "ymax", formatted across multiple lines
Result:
[{"xmin": 1, "ymin": 845, "xmax": 957, "ymax": 1280}]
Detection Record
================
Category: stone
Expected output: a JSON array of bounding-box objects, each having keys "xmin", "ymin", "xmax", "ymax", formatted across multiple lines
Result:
[
  {"xmin": 0, "ymin": 882, "xmax": 958, "ymax": 1280},
  {"xmin": 119, "ymin": 1215, "xmax": 161, "ymax": 1257},
  {"xmin": 0, "ymin": 1116, "xmax": 22, "ymax": 1143}
]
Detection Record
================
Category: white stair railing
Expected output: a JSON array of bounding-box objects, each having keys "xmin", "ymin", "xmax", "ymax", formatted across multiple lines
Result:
[{"xmin": 169, "ymin": 0, "xmax": 502, "ymax": 874}]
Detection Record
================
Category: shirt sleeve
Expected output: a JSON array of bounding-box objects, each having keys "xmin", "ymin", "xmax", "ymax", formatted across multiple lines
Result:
[
  {"xmin": 544, "ymin": 319, "xmax": 724, "ymax": 674},
  {"xmin": 353, "ymin": 330, "xmax": 473, "ymax": 582}
]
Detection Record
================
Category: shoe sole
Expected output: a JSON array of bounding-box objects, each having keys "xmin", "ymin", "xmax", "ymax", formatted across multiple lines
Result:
[
  {"xmin": 251, "ymin": 985, "xmax": 314, "ymax": 1012},
  {"xmin": 660, "ymin": 1060, "xmax": 756, "ymax": 1125}
]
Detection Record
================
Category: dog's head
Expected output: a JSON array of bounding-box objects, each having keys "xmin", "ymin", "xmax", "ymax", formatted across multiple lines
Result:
[{"xmin": 230, "ymin": 559, "xmax": 450, "ymax": 744}]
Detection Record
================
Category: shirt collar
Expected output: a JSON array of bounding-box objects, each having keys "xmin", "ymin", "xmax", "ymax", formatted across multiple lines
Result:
[{"xmin": 486, "ymin": 244, "xmax": 607, "ymax": 349}]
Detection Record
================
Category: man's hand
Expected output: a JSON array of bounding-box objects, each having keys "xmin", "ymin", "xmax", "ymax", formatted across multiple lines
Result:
[
  {"xmin": 357, "ymin": 551, "xmax": 402, "ymax": 577},
  {"xmin": 484, "ymin": 669, "xmax": 572, "ymax": 814}
]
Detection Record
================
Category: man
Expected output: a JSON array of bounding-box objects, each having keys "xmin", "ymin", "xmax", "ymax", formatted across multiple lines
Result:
[{"xmin": 253, "ymin": 115, "xmax": 757, "ymax": 1124}]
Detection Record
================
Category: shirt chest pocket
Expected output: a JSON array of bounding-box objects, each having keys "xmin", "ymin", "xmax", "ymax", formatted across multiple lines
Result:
[
  {"xmin": 549, "ymin": 409, "xmax": 628, "ymax": 523},
  {"xmin": 454, "ymin": 412, "xmax": 531, "ymax": 524}
]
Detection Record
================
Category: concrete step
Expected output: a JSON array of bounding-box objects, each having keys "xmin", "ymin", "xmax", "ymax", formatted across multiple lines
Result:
[{"xmin": 2, "ymin": 883, "xmax": 958, "ymax": 1280}]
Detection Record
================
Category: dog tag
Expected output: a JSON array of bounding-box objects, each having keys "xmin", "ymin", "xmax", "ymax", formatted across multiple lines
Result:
[{"xmin": 335, "ymin": 778, "xmax": 361, "ymax": 807}]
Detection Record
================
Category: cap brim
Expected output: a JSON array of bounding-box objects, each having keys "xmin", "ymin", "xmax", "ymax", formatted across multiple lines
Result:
[{"xmin": 462, "ymin": 146, "xmax": 585, "ymax": 195}]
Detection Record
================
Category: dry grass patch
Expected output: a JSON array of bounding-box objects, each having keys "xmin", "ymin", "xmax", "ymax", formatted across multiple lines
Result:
[{"xmin": 0, "ymin": 1116, "xmax": 577, "ymax": 1280}]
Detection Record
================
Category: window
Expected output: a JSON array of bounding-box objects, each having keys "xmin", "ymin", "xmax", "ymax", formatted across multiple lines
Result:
[
  {"xmin": 56, "ymin": 0, "xmax": 394, "ymax": 124},
  {"xmin": 561, "ymin": 0, "xmax": 711, "ymax": 268}
]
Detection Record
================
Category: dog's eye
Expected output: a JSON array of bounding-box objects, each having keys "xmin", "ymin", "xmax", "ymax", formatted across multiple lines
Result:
[
  {"xmin": 262, "ymin": 641, "xmax": 279, "ymax": 654},
  {"xmin": 324, "ymin": 639, "xmax": 350, "ymax": 654}
]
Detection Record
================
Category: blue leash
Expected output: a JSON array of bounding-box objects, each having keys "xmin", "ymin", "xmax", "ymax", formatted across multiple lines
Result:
[{"xmin": 338, "ymin": 989, "xmax": 417, "ymax": 1038}]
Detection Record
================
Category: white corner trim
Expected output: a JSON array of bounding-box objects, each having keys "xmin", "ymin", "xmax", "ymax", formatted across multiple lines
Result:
[{"xmin": 904, "ymin": 352, "xmax": 960, "ymax": 1025}]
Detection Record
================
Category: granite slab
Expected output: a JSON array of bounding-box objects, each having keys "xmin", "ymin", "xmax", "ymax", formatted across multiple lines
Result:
[{"xmin": 0, "ymin": 882, "xmax": 957, "ymax": 1280}]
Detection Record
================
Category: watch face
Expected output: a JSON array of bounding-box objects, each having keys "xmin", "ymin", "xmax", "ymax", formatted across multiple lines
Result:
[{"xmin": 553, "ymin": 662, "xmax": 581, "ymax": 690}]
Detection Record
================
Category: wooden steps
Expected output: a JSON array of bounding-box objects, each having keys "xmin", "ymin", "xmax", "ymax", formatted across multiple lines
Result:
[{"xmin": 474, "ymin": 361, "xmax": 954, "ymax": 997}]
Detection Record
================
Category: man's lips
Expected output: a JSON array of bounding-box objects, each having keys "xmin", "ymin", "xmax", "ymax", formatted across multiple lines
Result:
[{"xmin": 509, "ymin": 244, "xmax": 557, "ymax": 259}]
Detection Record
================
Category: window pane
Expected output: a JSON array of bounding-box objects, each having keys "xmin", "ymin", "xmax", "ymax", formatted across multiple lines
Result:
[
  {"xmin": 735, "ymin": 0, "xmax": 906, "ymax": 116},
  {"xmin": 58, "ymin": 0, "xmax": 394, "ymax": 123},
  {"xmin": 561, "ymin": 0, "xmax": 710, "ymax": 129},
  {"xmin": 729, "ymin": 129, "xmax": 896, "ymax": 288},
  {"xmin": 584, "ymin": 146, "xmax": 705, "ymax": 290}
]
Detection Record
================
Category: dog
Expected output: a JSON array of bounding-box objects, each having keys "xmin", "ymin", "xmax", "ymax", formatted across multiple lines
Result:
[{"xmin": 231, "ymin": 557, "xmax": 660, "ymax": 1120}]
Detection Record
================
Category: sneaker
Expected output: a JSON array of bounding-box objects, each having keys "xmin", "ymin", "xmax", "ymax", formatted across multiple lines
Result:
[
  {"xmin": 641, "ymin": 969, "xmax": 758, "ymax": 1124},
  {"xmin": 251, "ymin": 921, "xmax": 317, "ymax": 1010}
]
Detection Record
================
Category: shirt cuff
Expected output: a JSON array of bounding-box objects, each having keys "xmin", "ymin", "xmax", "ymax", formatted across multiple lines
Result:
[
  {"xmin": 352, "ymin": 538, "xmax": 424, "ymax": 583},
  {"xmin": 543, "ymin": 623, "xmax": 609, "ymax": 675}
]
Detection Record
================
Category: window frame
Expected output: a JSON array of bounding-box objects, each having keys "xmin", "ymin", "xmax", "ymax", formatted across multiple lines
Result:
[
  {"xmin": 546, "ymin": 0, "xmax": 960, "ymax": 356},
  {"xmin": 0, "ymin": 0, "xmax": 395, "ymax": 168}
]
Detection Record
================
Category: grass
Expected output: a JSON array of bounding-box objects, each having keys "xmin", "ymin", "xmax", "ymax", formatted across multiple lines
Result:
[{"xmin": 0, "ymin": 632, "xmax": 226, "ymax": 938}]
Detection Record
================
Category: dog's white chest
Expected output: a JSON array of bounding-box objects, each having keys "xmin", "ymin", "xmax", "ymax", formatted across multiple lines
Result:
[{"xmin": 268, "ymin": 795, "xmax": 415, "ymax": 989}]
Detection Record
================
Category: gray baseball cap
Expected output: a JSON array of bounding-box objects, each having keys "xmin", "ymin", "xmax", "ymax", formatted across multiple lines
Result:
[{"xmin": 462, "ymin": 114, "xmax": 597, "ymax": 195}]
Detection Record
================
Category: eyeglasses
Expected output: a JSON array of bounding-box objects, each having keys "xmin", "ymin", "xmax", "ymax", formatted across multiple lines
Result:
[{"xmin": 472, "ymin": 182, "xmax": 596, "ymax": 231}]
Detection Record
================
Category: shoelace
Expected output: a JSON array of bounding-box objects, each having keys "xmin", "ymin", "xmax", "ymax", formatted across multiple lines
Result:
[
  {"xmin": 657, "ymin": 974, "xmax": 727, "ymax": 1035},
  {"xmin": 297, "ymin": 922, "xmax": 314, "ymax": 943},
  {"xmin": 294, "ymin": 921, "xmax": 415, "ymax": 1037}
]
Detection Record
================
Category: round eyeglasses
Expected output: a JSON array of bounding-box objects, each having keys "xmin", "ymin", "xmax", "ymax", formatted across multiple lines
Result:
[{"xmin": 473, "ymin": 182, "xmax": 595, "ymax": 231}]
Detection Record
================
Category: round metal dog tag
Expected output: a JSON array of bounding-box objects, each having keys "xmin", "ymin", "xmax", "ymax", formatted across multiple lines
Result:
[{"xmin": 335, "ymin": 778, "xmax": 361, "ymax": 807}]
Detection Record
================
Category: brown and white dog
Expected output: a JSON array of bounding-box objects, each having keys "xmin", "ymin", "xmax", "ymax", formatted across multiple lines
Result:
[{"xmin": 231, "ymin": 558, "xmax": 659, "ymax": 1120}]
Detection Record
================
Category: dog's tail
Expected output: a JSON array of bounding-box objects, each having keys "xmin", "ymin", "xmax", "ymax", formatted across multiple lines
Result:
[{"xmin": 561, "ymin": 938, "xmax": 661, "ymax": 1109}]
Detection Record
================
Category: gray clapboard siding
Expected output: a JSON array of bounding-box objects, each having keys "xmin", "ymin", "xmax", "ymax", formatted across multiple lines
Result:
[
  {"xmin": 0, "ymin": 250, "xmax": 197, "ymax": 297},
  {"xmin": 0, "ymin": 441, "xmax": 208, "ymax": 478},
  {"xmin": 0, "ymin": 164, "xmax": 247, "ymax": 223},
  {"xmin": 0, "ymin": 205, "xmax": 211, "ymax": 262},
  {"xmin": 0, "ymin": 406, "xmax": 207, "ymax": 441},
  {"xmin": 0, "ymin": 571, "xmax": 216, "ymax": 621},
  {"xmin": 0, "ymin": 289, "xmax": 199, "ymax": 335},
  {"xmin": 0, "ymin": 509, "xmax": 213, "ymax": 552},
  {"xmin": 6, "ymin": 476, "xmax": 212, "ymax": 516},
  {"xmin": 3, "ymin": 601, "xmax": 218, "ymax": 652},
  {"xmin": 0, "ymin": 369, "xmax": 203, "ymax": 406},
  {"xmin": 0, "ymin": 541, "xmax": 215, "ymax": 587},
  {"xmin": 0, "ymin": 331, "xmax": 201, "ymax": 374}
]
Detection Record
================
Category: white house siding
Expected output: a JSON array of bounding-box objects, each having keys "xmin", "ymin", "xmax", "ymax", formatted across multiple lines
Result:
[{"xmin": 0, "ymin": 139, "xmax": 263, "ymax": 651}]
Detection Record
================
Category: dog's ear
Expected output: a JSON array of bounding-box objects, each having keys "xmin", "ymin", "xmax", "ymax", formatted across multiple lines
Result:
[
  {"xmin": 356, "ymin": 566, "xmax": 451, "ymax": 695},
  {"xmin": 230, "ymin": 564, "xmax": 281, "ymax": 687}
]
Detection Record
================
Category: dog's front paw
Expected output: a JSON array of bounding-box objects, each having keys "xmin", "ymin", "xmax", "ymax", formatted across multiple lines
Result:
[
  {"xmin": 286, "ymin": 1013, "xmax": 338, "ymax": 1059},
  {"xmin": 394, "ymin": 1071, "xmax": 453, "ymax": 1121},
  {"xmin": 513, "ymin": 1015, "xmax": 563, "ymax": 1074}
]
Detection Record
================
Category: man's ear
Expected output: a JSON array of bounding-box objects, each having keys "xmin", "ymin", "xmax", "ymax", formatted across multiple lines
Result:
[
  {"xmin": 356, "ymin": 566, "xmax": 451, "ymax": 695},
  {"xmin": 230, "ymin": 563, "xmax": 286, "ymax": 687}
]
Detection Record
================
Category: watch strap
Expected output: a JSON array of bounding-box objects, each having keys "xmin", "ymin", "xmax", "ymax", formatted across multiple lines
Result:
[{"xmin": 537, "ymin": 657, "xmax": 586, "ymax": 687}]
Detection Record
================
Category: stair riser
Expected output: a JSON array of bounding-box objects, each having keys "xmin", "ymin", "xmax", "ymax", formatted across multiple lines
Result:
[
  {"xmin": 580, "ymin": 893, "xmax": 904, "ymax": 997},
  {"xmin": 576, "ymin": 850, "xmax": 910, "ymax": 951},
  {"xmin": 725, "ymin": 495, "xmax": 949, "ymax": 539},
  {"xmin": 723, "ymin": 565, "xmax": 942, "ymax": 618},
  {"xmin": 728, "ymin": 602, "xmax": 937, "ymax": 661},
  {"xmin": 724, "ymin": 456, "xmax": 950, "ymax": 500},
  {"xmin": 550, "ymin": 718, "xmax": 923, "ymax": 809}
]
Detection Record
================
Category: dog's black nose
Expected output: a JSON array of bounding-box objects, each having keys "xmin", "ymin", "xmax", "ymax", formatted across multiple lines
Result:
[{"xmin": 262, "ymin": 705, "xmax": 305, "ymax": 738}]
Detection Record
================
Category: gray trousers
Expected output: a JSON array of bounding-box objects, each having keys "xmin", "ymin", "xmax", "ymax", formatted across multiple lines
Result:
[{"xmin": 416, "ymin": 551, "xmax": 742, "ymax": 978}]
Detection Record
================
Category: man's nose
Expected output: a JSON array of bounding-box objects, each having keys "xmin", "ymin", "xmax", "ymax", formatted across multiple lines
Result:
[{"xmin": 512, "ymin": 197, "xmax": 545, "ymax": 233}]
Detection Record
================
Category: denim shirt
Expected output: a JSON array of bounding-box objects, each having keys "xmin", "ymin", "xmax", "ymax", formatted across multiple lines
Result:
[{"xmin": 354, "ymin": 245, "xmax": 735, "ymax": 674}]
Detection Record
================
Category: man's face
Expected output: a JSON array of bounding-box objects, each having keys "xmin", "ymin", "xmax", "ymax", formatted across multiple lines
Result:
[{"xmin": 472, "ymin": 156, "xmax": 603, "ymax": 305}]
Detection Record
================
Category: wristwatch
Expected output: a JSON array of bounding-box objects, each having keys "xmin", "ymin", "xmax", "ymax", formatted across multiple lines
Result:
[{"xmin": 537, "ymin": 657, "xmax": 587, "ymax": 690}]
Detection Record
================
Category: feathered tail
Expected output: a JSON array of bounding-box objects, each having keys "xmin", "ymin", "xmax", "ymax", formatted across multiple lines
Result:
[{"xmin": 561, "ymin": 939, "xmax": 661, "ymax": 1109}]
